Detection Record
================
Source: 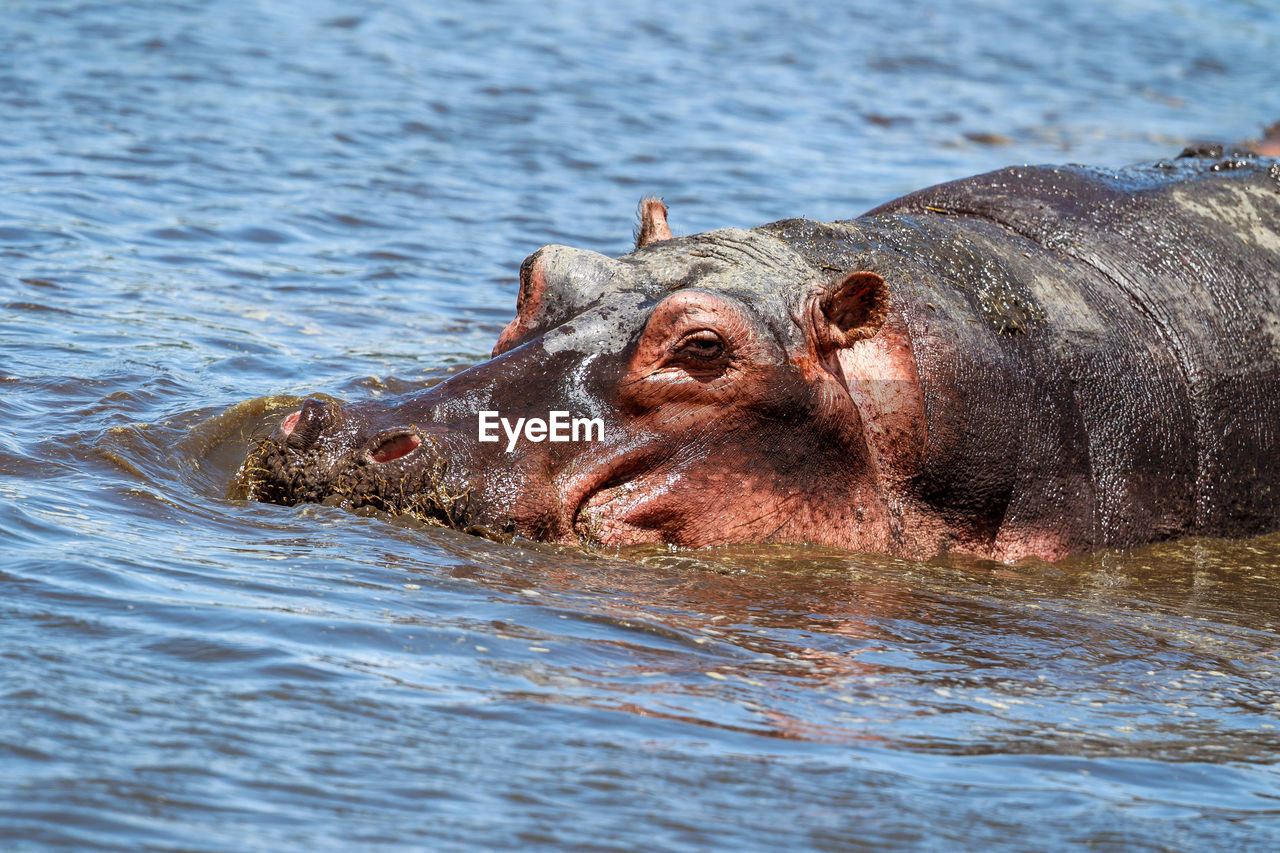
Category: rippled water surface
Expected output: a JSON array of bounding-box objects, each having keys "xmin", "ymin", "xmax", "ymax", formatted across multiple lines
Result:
[{"xmin": 4, "ymin": 1, "xmax": 1280, "ymax": 849}]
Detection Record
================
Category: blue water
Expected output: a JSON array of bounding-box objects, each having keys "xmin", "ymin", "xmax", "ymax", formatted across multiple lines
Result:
[{"xmin": 3, "ymin": 1, "xmax": 1280, "ymax": 849}]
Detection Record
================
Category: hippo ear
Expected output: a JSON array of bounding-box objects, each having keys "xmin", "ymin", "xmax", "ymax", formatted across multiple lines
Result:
[
  {"xmin": 635, "ymin": 197, "xmax": 674, "ymax": 250},
  {"xmin": 817, "ymin": 271, "xmax": 888, "ymax": 349}
]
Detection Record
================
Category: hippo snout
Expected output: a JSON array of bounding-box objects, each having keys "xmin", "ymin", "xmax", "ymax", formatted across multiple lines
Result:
[{"xmin": 239, "ymin": 399, "xmax": 482, "ymax": 534}]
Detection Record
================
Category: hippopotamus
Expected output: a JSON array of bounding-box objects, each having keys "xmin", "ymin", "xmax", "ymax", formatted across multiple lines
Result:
[{"xmin": 237, "ymin": 149, "xmax": 1280, "ymax": 562}]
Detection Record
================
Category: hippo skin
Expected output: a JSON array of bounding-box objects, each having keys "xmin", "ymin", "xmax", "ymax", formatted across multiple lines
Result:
[{"xmin": 239, "ymin": 151, "xmax": 1280, "ymax": 562}]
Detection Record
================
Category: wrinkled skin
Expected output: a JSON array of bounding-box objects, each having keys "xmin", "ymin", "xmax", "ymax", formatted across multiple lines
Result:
[{"xmin": 238, "ymin": 150, "xmax": 1280, "ymax": 561}]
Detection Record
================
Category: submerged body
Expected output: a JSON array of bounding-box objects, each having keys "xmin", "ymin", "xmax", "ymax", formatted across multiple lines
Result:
[{"xmin": 239, "ymin": 151, "xmax": 1280, "ymax": 561}]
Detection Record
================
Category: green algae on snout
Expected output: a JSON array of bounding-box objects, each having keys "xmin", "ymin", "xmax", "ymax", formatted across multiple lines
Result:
[{"xmin": 236, "ymin": 432, "xmax": 486, "ymax": 536}]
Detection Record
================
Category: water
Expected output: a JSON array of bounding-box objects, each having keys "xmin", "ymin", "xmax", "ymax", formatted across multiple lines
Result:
[{"xmin": 3, "ymin": 0, "xmax": 1280, "ymax": 849}]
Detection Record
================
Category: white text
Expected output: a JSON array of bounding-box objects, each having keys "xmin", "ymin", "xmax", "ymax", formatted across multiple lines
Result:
[{"xmin": 478, "ymin": 410, "xmax": 605, "ymax": 453}]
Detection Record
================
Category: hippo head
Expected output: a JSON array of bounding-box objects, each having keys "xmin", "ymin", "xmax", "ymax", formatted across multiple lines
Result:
[{"xmin": 239, "ymin": 201, "xmax": 911, "ymax": 550}]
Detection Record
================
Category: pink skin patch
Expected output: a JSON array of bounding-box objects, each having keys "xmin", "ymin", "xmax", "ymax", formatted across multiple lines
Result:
[
  {"xmin": 369, "ymin": 432, "xmax": 422, "ymax": 464},
  {"xmin": 280, "ymin": 410, "xmax": 301, "ymax": 436}
]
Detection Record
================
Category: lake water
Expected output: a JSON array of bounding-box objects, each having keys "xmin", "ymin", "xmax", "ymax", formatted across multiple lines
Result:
[{"xmin": 3, "ymin": 1, "xmax": 1280, "ymax": 849}]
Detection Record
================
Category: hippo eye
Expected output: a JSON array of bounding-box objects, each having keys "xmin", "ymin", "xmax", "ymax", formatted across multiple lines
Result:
[{"xmin": 672, "ymin": 329, "xmax": 727, "ymax": 364}]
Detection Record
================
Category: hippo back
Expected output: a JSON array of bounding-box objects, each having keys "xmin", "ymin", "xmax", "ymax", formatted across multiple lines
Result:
[{"xmin": 768, "ymin": 156, "xmax": 1280, "ymax": 552}]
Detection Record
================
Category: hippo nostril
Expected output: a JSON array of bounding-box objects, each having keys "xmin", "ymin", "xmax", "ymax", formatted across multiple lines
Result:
[
  {"xmin": 280, "ymin": 410, "xmax": 302, "ymax": 436},
  {"xmin": 283, "ymin": 398, "xmax": 332, "ymax": 451},
  {"xmin": 367, "ymin": 430, "xmax": 422, "ymax": 464}
]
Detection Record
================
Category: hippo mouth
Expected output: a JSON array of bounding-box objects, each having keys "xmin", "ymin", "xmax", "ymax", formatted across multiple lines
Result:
[
  {"xmin": 568, "ymin": 449, "xmax": 673, "ymax": 547},
  {"xmin": 573, "ymin": 483, "xmax": 646, "ymax": 545},
  {"xmin": 246, "ymin": 400, "xmax": 678, "ymax": 547}
]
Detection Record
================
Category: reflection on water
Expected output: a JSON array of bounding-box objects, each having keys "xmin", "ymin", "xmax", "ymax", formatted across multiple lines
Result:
[
  {"xmin": 438, "ymin": 533, "xmax": 1280, "ymax": 758},
  {"xmin": 3, "ymin": 0, "xmax": 1280, "ymax": 849}
]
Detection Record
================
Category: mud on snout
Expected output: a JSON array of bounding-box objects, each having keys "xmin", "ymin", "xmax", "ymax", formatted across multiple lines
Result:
[{"xmin": 233, "ymin": 398, "xmax": 494, "ymax": 536}]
